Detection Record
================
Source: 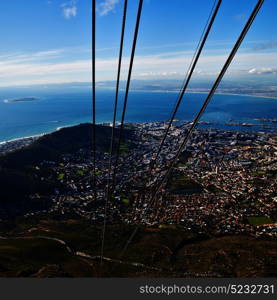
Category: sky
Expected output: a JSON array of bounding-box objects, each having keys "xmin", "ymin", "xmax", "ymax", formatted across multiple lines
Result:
[{"xmin": 0, "ymin": 0, "xmax": 276, "ymax": 87}]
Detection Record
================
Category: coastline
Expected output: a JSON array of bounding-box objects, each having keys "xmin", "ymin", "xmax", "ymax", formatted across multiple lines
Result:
[
  {"xmin": 1, "ymin": 118, "xmax": 276, "ymax": 156},
  {"xmin": 0, "ymin": 133, "xmax": 45, "ymax": 145},
  {"xmin": 0, "ymin": 134, "xmax": 42, "ymax": 155},
  {"xmin": 113, "ymin": 87, "xmax": 277, "ymax": 100},
  {"xmin": 188, "ymin": 91, "xmax": 277, "ymax": 100},
  {"xmin": 0, "ymin": 90, "xmax": 276, "ymax": 148},
  {"xmin": 0, "ymin": 122, "xmax": 84, "ymax": 145},
  {"xmin": 139, "ymin": 89, "xmax": 277, "ymax": 100},
  {"xmin": 212, "ymin": 91, "xmax": 277, "ymax": 100},
  {"xmin": 0, "ymin": 122, "xmax": 95, "ymax": 153}
]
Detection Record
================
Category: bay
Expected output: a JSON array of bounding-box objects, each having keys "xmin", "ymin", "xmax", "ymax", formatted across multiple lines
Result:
[{"xmin": 0, "ymin": 88, "xmax": 276, "ymax": 142}]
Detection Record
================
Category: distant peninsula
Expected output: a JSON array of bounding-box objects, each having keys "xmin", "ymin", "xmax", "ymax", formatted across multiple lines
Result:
[{"xmin": 3, "ymin": 97, "xmax": 39, "ymax": 103}]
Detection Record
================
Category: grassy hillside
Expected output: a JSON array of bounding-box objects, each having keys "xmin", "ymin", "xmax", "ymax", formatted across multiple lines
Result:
[
  {"xmin": 0, "ymin": 124, "xmax": 134, "ymax": 218},
  {"xmin": 0, "ymin": 217, "xmax": 276, "ymax": 277},
  {"xmin": 0, "ymin": 123, "xmax": 133, "ymax": 169}
]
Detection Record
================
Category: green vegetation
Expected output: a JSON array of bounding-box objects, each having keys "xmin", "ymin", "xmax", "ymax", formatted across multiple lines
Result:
[
  {"xmin": 122, "ymin": 198, "xmax": 130, "ymax": 205},
  {"xmin": 119, "ymin": 142, "xmax": 129, "ymax": 155},
  {"xmin": 0, "ymin": 217, "xmax": 276, "ymax": 277},
  {"xmin": 76, "ymin": 169, "xmax": 85, "ymax": 175},
  {"xmin": 0, "ymin": 124, "xmax": 132, "ymax": 169},
  {"xmin": 168, "ymin": 175, "xmax": 203, "ymax": 194},
  {"xmin": 158, "ymin": 224, "xmax": 177, "ymax": 230},
  {"xmin": 251, "ymin": 169, "xmax": 277, "ymax": 178},
  {"xmin": 248, "ymin": 216, "xmax": 274, "ymax": 226},
  {"xmin": 58, "ymin": 173, "xmax": 65, "ymax": 180},
  {"xmin": 251, "ymin": 170, "xmax": 266, "ymax": 177},
  {"xmin": 0, "ymin": 237, "xmax": 94, "ymax": 277},
  {"xmin": 0, "ymin": 124, "xmax": 134, "ymax": 218},
  {"xmin": 92, "ymin": 170, "xmax": 102, "ymax": 176}
]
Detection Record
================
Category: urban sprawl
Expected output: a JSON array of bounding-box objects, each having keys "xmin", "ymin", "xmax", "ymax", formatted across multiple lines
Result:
[{"xmin": 6, "ymin": 122, "xmax": 276, "ymax": 239}]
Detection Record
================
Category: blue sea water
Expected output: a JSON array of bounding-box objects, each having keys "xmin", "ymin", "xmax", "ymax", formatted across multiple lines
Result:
[{"xmin": 0, "ymin": 88, "xmax": 276, "ymax": 142}]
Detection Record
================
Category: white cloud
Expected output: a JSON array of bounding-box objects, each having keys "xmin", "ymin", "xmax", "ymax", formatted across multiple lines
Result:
[
  {"xmin": 97, "ymin": 0, "xmax": 119, "ymax": 16},
  {"xmin": 95, "ymin": 50, "xmax": 277, "ymax": 75},
  {"xmin": 0, "ymin": 77, "xmax": 89, "ymax": 88},
  {"xmin": 63, "ymin": 6, "xmax": 77, "ymax": 19},
  {"xmin": 0, "ymin": 46, "xmax": 276, "ymax": 87},
  {"xmin": 32, "ymin": 49, "xmax": 65, "ymax": 57},
  {"xmin": 62, "ymin": 1, "xmax": 77, "ymax": 19},
  {"xmin": 0, "ymin": 48, "xmax": 91, "ymax": 87},
  {"xmin": 0, "ymin": 49, "xmax": 64, "ymax": 65},
  {"xmin": 138, "ymin": 71, "xmax": 185, "ymax": 78},
  {"xmin": 0, "ymin": 60, "xmax": 91, "ymax": 80},
  {"xmin": 248, "ymin": 67, "xmax": 277, "ymax": 75}
]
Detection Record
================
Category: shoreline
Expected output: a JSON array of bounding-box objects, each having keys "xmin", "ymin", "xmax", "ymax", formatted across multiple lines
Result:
[
  {"xmin": 0, "ymin": 90, "xmax": 276, "ymax": 147},
  {"xmin": 0, "ymin": 134, "xmax": 42, "ymax": 155},
  {"xmin": 0, "ymin": 121, "xmax": 84, "ymax": 145},
  {"xmin": 106, "ymin": 87, "xmax": 277, "ymax": 100},
  {"xmin": 0, "ymin": 119, "xmax": 276, "ymax": 155},
  {"xmin": 189, "ymin": 91, "xmax": 277, "ymax": 100},
  {"xmin": 0, "ymin": 133, "xmax": 45, "ymax": 145}
]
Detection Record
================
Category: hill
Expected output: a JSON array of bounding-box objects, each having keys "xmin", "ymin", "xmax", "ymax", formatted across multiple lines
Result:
[
  {"xmin": 0, "ymin": 217, "xmax": 276, "ymax": 277},
  {"xmin": 0, "ymin": 123, "xmax": 133, "ymax": 169},
  {"xmin": 0, "ymin": 123, "xmax": 134, "ymax": 218}
]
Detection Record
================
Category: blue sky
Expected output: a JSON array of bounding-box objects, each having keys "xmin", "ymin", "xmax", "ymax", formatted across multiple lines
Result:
[{"xmin": 0, "ymin": 0, "xmax": 276, "ymax": 87}]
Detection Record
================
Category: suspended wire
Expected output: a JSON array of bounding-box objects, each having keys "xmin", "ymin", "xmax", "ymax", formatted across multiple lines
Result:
[
  {"xmin": 133, "ymin": 0, "xmax": 221, "ymax": 219},
  {"xmin": 150, "ymin": 0, "xmax": 222, "ymax": 171},
  {"xmin": 168, "ymin": 0, "xmax": 218, "ymax": 122},
  {"xmin": 100, "ymin": 0, "xmax": 128, "ymax": 269},
  {"xmin": 149, "ymin": 0, "xmax": 264, "ymax": 201},
  {"xmin": 116, "ymin": 0, "xmax": 264, "ymax": 264},
  {"xmin": 92, "ymin": 0, "xmax": 97, "ymax": 202},
  {"xmin": 111, "ymin": 0, "xmax": 144, "ymax": 189}
]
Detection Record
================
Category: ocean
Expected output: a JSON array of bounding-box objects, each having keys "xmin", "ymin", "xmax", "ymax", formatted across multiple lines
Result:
[{"xmin": 0, "ymin": 88, "xmax": 276, "ymax": 142}]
